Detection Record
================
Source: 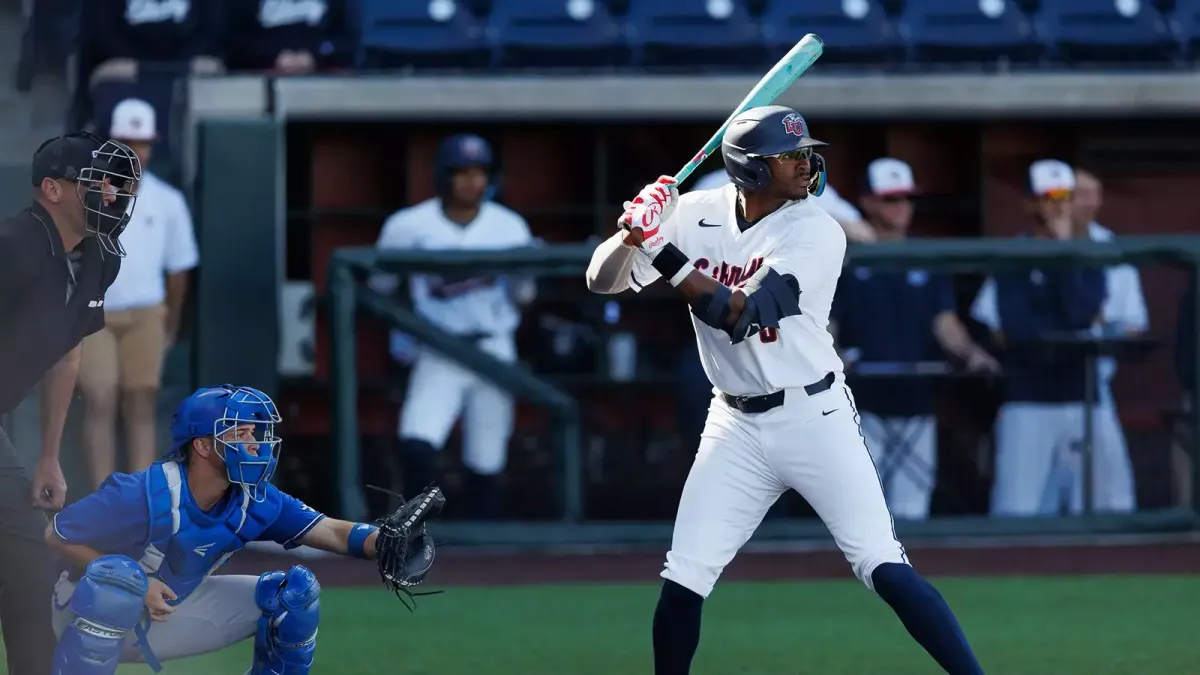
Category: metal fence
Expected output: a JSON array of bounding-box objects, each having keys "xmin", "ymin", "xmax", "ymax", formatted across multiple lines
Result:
[{"xmin": 328, "ymin": 236, "xmax": 1200, "ymax": 546}]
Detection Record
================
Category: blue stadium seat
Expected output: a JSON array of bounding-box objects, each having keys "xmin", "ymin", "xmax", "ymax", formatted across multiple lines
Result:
[
  {"xmin": 1169, "ymin": 0, "xmax": 1200, "ymax": 58},
  {"xmin": 761, "ymin": 0, "xmax": 904, "ymax": 65},
  {"xmin": 1037, "ymin": 0, "xmax": 1179, "ymax": 64},
  {"xmin": 625, "ymin": 0, "xmax": 767, "ymax": 68},
  {"xmin": 490, "ymin": 0, "xmax": 627, "ymax": 68},
  {"xmin": 902, "ymin": 0, "xmax": 1040, "ymax": 63},
  {"xmin": 357, "ymin": 0, "xmax": 492, "ymax": 69}
]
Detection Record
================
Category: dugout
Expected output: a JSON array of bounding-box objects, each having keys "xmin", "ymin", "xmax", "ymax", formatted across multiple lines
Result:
[{"xmin": 181, "ymin": 72, "xmax": 1200, "ymax": 544}]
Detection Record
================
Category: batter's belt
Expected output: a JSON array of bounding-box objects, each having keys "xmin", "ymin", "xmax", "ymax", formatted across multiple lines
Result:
[{"xmin": 720, "ymin": 371, "xmax": 835, "ymax": 414}]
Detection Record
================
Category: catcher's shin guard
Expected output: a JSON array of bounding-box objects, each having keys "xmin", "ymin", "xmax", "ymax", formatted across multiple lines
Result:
[
  {"xmin": 52, "ymin": 555, "xmax": 149, "ymax": 675},
  {"xmin": 251, "ymin": 565, "xmax": 320, "ymax": 675}
]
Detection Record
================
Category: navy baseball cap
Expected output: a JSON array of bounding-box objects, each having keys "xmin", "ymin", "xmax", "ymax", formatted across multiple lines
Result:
[{"xmin": 30, "ymin": 133, "xmax": 105, "ymax": 186}]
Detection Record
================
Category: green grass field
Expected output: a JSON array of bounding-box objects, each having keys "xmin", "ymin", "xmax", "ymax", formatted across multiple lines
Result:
[{"xmin": 10, "ymin": 576, "xmax": 1198, "ymax": 674}]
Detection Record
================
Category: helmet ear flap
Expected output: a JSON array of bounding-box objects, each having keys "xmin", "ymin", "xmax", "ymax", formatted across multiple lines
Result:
[
  {"xmin": 808, "ymin": 153, "xmax": 827, "ymax": 197},
  {"xmin": 722, "ymin": 148, "xmax": 773, "ymax": 191},
  {"xmin": 746, "ymin": 157, "xmax": 773, "ymax": 191}
]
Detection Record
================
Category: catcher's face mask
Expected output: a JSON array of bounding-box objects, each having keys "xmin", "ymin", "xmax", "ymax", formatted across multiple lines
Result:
[
  {"xmin": 212, "ymin": 387, "xmax": 282, "ymax": 502},
  {"xmin": 78, "ymin": 138, "xmax": 141, "ymax": 257}
]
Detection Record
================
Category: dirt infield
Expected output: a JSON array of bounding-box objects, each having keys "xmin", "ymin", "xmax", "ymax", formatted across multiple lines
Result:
[{"xmin": 223, "ymin": 540, "xmax": 1200, "ymax": 587}]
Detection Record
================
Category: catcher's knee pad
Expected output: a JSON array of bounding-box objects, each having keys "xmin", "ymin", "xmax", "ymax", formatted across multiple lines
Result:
[
  {"xmin": 251, "ymin": 565, "xmax": 320, "ymax": 675},
  {"xmin": 52, "ymin": 555, "xmax": 149, "ymax": 675}
]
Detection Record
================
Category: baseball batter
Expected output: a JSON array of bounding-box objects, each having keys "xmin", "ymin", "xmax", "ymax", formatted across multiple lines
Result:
[
  {"xmin": 585, "ymin": 106, "xmax": 983, "ymax": 675},
  {"xmin": 374, "ymin": 133, "xmax": 534, "ymax": 518},
  {"xmin": 43, "ymin": 385, "xmax": 443, "ymax": 675}
]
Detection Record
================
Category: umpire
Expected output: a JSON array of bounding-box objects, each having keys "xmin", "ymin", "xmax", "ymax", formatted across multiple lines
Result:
[{"xmin": 0, "ymin": 131, "xmax": 139, "ymax": 673}]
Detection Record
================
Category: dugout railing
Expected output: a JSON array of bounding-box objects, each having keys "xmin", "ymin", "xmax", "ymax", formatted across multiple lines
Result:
[{"xmin": 329, "ymin": 236, "xmax": 1200, "ymax": 546}]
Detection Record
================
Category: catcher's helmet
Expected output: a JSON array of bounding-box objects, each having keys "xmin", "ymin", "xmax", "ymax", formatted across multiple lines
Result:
[
  {"xmin": 168, "ymin": 384, "xmax": 282, "ymax": 502},
  {"xmin": 721, "ymin": 105, "xmax": 827, "ymax": 196},
  {"xmin": 434, "ymin": 133, "xmax": 496, "ymax": 200}
]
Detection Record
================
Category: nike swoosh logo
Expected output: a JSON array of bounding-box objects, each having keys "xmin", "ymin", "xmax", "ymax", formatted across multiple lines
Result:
[
  {"xmin": 698, "ymin": 219, "xmax": 721, "ymax": 227},
  {"xmin": 822, "ymin": 409, "xmax": 837, "ymax": 416}
]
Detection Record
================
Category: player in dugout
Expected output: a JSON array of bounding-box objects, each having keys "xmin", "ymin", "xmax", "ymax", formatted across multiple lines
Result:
[{"xmin": 831, "ymin": 157, "xmax": 999, "ymax": 520}]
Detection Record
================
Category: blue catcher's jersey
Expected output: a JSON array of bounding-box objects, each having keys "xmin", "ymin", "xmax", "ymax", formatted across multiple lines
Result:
[{"xmin": 52, "ymin": 460, "xmax": 325, "ymax": 603}]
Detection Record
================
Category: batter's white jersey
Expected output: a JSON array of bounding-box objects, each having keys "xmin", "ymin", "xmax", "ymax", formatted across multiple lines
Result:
[
  {"xmin": 627, "ymin": 184, "xmax": 846, "ymax": 396},
  {"xmin": 690, "ymin": 169, "xmax": 864, "ymax": 224},
  {"xmin": 375, "ymin": 198, "xmax": 533, "ymax": 339}
]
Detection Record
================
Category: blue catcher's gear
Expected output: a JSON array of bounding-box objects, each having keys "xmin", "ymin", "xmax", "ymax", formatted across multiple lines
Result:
[
  {"xmin": 721, "ymin": 105, "xmax": 828, "ymax": 196},
  {"xmin": 52, "ymin": 555, "xmax": 149, "ymax": 675},
  {"xmin": 251, "ymin": 565, "xmax": 320, "ymax": 675},
  {"xmin": 169, "ymin": 384, "xmax": 282, "ymax": 502},
  {"xmin": 434, "ymin": 133, "xmax": 497, "ymax": 200},
  {"xmin": 144, "ymin": 459, "xmax": 282, "ymax": 601}
]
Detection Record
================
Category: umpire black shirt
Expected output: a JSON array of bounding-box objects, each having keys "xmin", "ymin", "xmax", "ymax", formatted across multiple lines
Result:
[{"xmin": 0, "ymin": 203, "xmax": 119, "ymax": 414}]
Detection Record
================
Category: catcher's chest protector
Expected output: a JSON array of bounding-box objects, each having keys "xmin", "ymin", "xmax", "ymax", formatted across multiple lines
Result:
[{"xmin": 141, "ymin": 461, "xmax": 281, "ymax": 602}]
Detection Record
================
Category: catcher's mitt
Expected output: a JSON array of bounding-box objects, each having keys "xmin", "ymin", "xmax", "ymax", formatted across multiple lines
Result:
[{"xmin": 372, "ymin": 484, "xmax": 446, "ymax": 610}]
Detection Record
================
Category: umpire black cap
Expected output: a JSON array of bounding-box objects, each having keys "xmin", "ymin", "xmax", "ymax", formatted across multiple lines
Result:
[{"xmin": 30, "ymin": 133, "xmax": 107, "ymax": 186}]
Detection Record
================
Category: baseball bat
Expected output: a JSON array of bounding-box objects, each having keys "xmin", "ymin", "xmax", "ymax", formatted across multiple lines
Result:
[{"xmin": 673, "ymin": 34, "xmax": 825, "ymax": 185}]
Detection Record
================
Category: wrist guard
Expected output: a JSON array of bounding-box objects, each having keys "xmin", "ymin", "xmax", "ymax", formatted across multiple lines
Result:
[
  {"xmin": 649, "ymin": 242, "xmax": 692, "ymax": 287},
  {"xmin": 347, "ymin": 523, "xmax": 378, "ymax": 560}
]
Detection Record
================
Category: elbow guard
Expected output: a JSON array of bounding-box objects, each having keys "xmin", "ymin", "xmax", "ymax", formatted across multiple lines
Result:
[
  {"xmin": 728, "ymin": 268, "xmax": 802, "ymax": 344},
  {"xmin": 691, "ymin": 284, "xmax": 733, "ymax": 331}
]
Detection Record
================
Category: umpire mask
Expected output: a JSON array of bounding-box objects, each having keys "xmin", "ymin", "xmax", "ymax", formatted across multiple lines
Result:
[{"xmin": 77, "ymin": 135, "xmax": 141, "ymax": 257}]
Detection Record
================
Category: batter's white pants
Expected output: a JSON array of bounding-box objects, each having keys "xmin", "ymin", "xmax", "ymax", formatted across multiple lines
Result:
[
  {"xmin": 662, "ymin": 374, "xmax": 908, "ymax": 598},
  {"xmin": 860, "ymin": 414, "xmax": 937, "ymax": 520},
  {"xmin": 990, "ymin": 402, "xmax": 1136, "ymax": 517},
  {"xmin": 52, "ymin": 572, "xmax": 260, "ymax": 662},
  {"xmin": 398, "ymin": 336, "xmax": 516, "ymax": 476}
]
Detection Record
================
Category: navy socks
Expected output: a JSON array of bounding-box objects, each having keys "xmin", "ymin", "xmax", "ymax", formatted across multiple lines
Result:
[
  {"xmin": 651, "ymin": 564, "xmax": 982, "ymax": 674},
  {"xmin": 872, "ymin": 563, "xmax": 985, "ymax": 675},
  {"xmin": 652, "ymin": 580, "xmax": 704, "ymax": 675}
]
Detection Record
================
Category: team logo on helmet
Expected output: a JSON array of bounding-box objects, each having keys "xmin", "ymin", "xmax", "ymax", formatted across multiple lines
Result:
[
  {"xmin": 782, "ymin": 113, "xmax": 805, "ymax": 138},
  {"xmin": 461, "ymin": 136, "xmax": 486, "ymax": 159}
]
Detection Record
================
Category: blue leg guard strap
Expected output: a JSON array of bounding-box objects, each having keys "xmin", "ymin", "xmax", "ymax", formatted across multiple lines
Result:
[
  {"xmin": 251, "ymin": 565, "xmax": 320, "ymax": 675},
  {"xmin": 52, "ymin": 555, "xmax": 149, "ymax": 675}
]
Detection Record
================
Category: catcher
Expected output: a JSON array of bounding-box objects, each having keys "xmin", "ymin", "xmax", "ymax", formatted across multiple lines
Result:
[{"xmin": 44, "ymin": 384, "xmax": 444, "ymax": 675}]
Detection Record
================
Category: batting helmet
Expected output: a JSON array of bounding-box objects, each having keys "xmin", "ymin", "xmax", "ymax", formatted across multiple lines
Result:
[
  {"xmin": 434, "ymin": 133, "xmax": 496, "ymax": 199},
  {"xmin": 721, "ymin": 105, "xmax": 828, "ymax": 196}
]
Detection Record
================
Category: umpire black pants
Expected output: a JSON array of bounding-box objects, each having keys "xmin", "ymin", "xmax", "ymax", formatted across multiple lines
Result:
[{"xmin": 0, "ymin": 422, "xmax": 57, "ymax": 674}]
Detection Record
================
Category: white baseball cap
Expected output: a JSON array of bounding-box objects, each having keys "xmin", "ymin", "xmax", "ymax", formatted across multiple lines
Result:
[
  {"xmin": 1029, "ymin": 159, "xmax": 1074, "ymax": 198},
  {"xmin": 109, "ymin": 98, "xmax": 157, "ymax": 142},
  {"xmin": 866, "ymin": 157, "xmax": 916, "ymax": 196}
]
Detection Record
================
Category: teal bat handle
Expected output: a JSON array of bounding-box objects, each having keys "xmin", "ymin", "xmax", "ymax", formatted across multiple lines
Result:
[{"xmin": 673, "ymin": 33, "xmax": 825, "ymax": 186}]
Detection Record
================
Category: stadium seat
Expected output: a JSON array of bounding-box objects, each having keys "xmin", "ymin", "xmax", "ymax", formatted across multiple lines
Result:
[
  {"xmin": 624, "ymin": 0, "xmax": 767, "ymax": 68},
  {"xmin": 1168, "ymin": 0, "xmax": 1200, "ymax": 59},
  {"xmin": 1036, "ymin": 0, "xmax": 1180, "ymax": 64},
  {"xmin": 761, "ymin": 0, "xmax": 905, "ymax": 65},
  {"xmin": 901, "ymin": 0, "xmax": 1041, "ymax": 63},
  {"xmin": 357, "ymin": 0, "xmax": 492, "ymax": 69},
  {"xmin": 490, "ymin": 0, "xmax": 627, "ymax": 68}
]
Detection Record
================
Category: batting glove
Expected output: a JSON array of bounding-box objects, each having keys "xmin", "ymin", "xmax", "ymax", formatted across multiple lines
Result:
[{"xmin": 620, "ymin": 176, "xmax": 678, "ymax": 255}]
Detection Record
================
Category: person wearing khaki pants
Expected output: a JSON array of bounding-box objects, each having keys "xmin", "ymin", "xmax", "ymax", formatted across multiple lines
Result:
[{"xmin": 77, "ymin": 98, "xmax": 198, "ymax": 486}]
